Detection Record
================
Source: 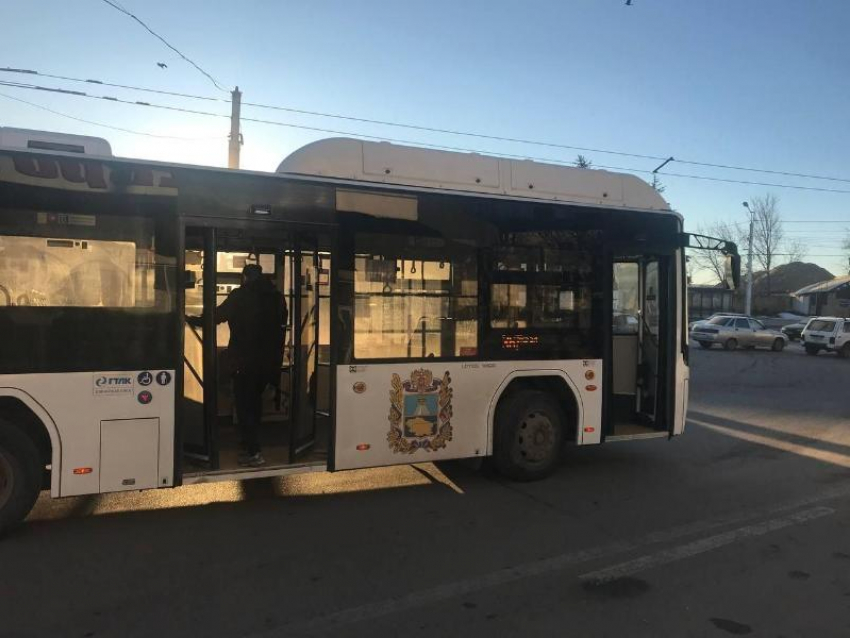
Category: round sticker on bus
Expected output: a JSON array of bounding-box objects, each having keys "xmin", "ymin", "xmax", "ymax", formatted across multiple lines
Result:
[{"xmin": 353, "ymin": 381, "xmax": 367, "ymax": 394}]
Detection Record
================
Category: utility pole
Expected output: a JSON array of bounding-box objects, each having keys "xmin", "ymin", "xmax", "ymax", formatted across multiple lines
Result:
[
  {"xmin": 742, "ymin": 201, "xmax": 755, "ymax": 316},
  {"xmin": 228, "ymin": 86, "xmax": 242, "ymax": 169}
]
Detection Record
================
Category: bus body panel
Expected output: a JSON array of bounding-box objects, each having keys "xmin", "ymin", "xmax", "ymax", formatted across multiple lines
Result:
[
  {"xmin": 0, "ymin": 371, "xmax": 175, "ymax": 497},
  {"xmin": 334, "ymin": 359, "xmax": 601, "ymax": 471}
]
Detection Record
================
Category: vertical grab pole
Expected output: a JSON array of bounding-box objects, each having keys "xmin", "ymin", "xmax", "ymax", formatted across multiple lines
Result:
[{"xmin": 202, "ymin": 227, "xmax": 220, "ymax": 470}]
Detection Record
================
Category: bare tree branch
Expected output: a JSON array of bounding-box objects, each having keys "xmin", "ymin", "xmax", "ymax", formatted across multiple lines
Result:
[
  {"xmin": 690, "ymin": 220, "xmax": 744, "ymax": 284},
  {"xmin": 749, "ymin": 194, "xmax": 783, "ymax": 295},
  {"xmin": 784, "ymin": 238, "xmax": 808, "ymax": 263},
  {"xmin": 574, "ymin": 155, "xmax": 592, "ymax": 169},
  {"xmin": 843, "ymin": 232, "xmax": 850, "ymax": 275}
]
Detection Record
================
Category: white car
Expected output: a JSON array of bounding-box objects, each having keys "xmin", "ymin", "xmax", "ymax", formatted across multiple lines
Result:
[{"xmin": 801, "ymin": 317, "xmax": 850, "ymax": 358}]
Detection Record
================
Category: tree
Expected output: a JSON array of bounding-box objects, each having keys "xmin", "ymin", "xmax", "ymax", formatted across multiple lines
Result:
[
  {"xmin": 650, "ymin": 173, "xmax": 666, "ymax": 194},
  {"xmin": 784, "ymin": 237, "xmax": 808, "ymax": 264},
  {"xmin": 691, "ymin": 220, "xmax": 744, "ymax": 284},
  {"xmin": 574, "ymin": 155, "xmax": 592, "ymax": 169},
  {"xmin": 748, "ymin": 194, "xmax": 784, "ymax": 295},
  {"xmin": 843, "ymin": 232, "xmax": 850, "ymax": 274}
]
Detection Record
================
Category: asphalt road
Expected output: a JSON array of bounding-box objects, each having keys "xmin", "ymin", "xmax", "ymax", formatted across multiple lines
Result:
[{"xmin": 3, "ymin": 343, "xmax": 850, "ymax": 638}]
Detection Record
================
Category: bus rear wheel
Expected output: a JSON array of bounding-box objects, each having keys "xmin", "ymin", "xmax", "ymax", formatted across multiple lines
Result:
[
  {"xmin": 493, "ymin": 389, "xmax": 565, "ymax": 481},
  {"xmin": 0, "ymin": 422, "xmax": 42, "ymax": 537}
]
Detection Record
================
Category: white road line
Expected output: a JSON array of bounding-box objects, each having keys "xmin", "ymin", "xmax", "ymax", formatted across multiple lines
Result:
[
  {"xmin": 255, "ymin": 496, "xmax": 844, "ymax": 637},
  {"xmin": 689, "ymin": 417, "xmax": 850, "ymax": 469},
  {"xmin": 580, "ymin": 505, "xmax": 835, "ymax": 585}
]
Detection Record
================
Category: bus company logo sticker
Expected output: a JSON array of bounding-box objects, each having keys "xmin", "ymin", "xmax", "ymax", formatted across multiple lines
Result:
[
  {"xmin": 387, "ymin": 369, "xmax": 453, "ymax": 454},
  {"xmin": 138, "ymin": 371, "xmax": 153, "ymax": 386},
  {"xmin": 93, "ymin": 374, "xmax": 134, "ymax": 396}
]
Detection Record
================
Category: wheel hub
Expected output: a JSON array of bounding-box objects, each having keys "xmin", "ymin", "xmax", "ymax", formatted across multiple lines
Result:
[
  {"xmin": 516, "ymin": 411, "xmax": 555, "ymax": 463},
  {"xmin": 0, "ymin": 450, "xmax": 13, "ymax": 510}
]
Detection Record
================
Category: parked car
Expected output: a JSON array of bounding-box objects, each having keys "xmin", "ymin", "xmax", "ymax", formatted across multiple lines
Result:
[
  {"xmin": 688, "ymin": 312, "xmax": 746, "ymax": 332},
  {"xmin": 691, "ymin": 315, "xmax": 788, "ymax": 351},
  {"xmin": 801, "ymin": 317, "xmax": 850, "ymax": 357},
  {"xmin": 781, "ymin": 319, "xmax": 811, "ymax": 341}
]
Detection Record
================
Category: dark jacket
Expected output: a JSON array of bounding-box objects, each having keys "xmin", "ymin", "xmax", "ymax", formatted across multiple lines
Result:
[{"xmin": 216, "ymin": 277, "xmax": 286, "ymax": 378}]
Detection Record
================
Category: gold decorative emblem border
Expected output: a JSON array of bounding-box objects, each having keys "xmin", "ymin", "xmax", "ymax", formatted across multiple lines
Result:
[{"xmin": 388, "ymin": 369, "xmax": 453, "ymax": 454}]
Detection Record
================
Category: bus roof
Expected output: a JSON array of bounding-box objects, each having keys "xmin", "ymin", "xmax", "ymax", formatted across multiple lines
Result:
[
  {"xmin": 277, "ymin": 137, "xmax": 672, "ymax": 213},
  {"xmin": 0, "ymin": 127, "xmax": 112, "ymax": 157}
]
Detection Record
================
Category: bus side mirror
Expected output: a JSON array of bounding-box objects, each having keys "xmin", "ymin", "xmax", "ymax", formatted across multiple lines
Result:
[
  {"xmin": 184, "ymin": 270, "xmax": 197, "ymax": 289},
  {"xmin": 724, "ymin": 254, "xmax": 741, "ymax": 290}
]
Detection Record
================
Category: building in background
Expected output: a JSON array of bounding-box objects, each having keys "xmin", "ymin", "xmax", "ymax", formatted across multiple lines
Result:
[
  {"xmin": 688, "ymin": 285, "xmax": 734, "ymax": 320},
  {"xmin": 793, "ymin": 275, "xmax": 850, "ymax": 318}
]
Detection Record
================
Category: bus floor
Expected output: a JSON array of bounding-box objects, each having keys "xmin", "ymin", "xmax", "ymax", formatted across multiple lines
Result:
[
  {"xmin": 609, "ymin": 394, "xmax": 664, "ymax": 437},
  {"xmin": 186, "ymin": 414, "xmax": 329, "ymax": 473}
]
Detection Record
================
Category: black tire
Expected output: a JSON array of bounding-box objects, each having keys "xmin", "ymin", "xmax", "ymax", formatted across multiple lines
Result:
[
  {"xmin": 0, "ymin": 423, "xmax": 42, "ymax": 537},
  {"xmin": 724, "ymin": 338, "xmax": 738, "ymax": 351},
  {"xmin": 698, "ymin": 341, "xmax": 712, "ymax": 349},
  {"xmin": 772, "ymin": 338, "xmax": 785, "ymax": 352},
  {"xmin": 839, "ymin": 343, "xmax": 850, "ymax": 359},
  {"xmin": 805, "ymin": 345, "xmax": 819, "ymax": 356},
  {"xmin": 493, "ymin": 389, "xmax": 565, "ymax": 481}
]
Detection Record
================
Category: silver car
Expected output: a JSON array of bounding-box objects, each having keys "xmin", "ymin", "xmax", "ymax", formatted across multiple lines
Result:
[{"xmin": 691, "ymin": 315, "xmax": 788, "ymax": 351}]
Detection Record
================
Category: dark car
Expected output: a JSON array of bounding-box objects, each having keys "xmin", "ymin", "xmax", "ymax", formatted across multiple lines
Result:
[{"xmin": 781, "ymin": 319, "xmax": 810, "ymax": 341}]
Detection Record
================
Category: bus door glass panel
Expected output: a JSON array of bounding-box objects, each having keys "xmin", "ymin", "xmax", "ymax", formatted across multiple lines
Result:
[
  {"xmin": 612, "ymin": 262, "xmax": 640, "ymax": 406},
  {"xmin": 182, "ymin": 227, "xmax": 216, "ymax": 465},
  {"xmin": 291, "ymin": 237, "xmax": 319, "ymax": 460},
  {"xmin": 638, "ymin": 260, "xmax": 660, "ymax": 421}
]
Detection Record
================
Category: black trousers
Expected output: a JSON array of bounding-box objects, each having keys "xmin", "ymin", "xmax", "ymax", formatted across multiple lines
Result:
[{"xmin": 233, "ymin": 370, "xmax": 268, "ymax": 455}]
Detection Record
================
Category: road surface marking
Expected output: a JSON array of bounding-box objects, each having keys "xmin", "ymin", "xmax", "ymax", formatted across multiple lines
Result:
[
  {"xmin": 259, "ymin": 503, "xmax": 837, "ymax": 637},
  {"xmin": 580, "ymin": 505, "xmax": 834, "ymax": 585},
  {"xmin": 690, "ymin": 418, "xmax": 850, "ymax": 469}
]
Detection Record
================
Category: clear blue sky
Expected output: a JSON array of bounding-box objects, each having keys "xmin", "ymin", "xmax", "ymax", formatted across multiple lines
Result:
[{"xmin": 2, "ymin": 0, "xmax": 848, "ymax": 276}]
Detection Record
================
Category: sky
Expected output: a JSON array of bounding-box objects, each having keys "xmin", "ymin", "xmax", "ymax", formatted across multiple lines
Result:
[{"xmin": 2, "ymin": 0, "xmax": 849, "ymax": 278}]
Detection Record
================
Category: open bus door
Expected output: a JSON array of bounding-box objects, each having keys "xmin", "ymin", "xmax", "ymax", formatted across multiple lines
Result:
[{"xmin": 181, "ymin": 223, "xmax": 331, "ymax": 473}]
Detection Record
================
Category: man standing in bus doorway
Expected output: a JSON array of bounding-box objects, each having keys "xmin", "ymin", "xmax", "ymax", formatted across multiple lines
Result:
[{"xmin": 204, "ymin": 264, "xmax": 286, "ymax": 467}]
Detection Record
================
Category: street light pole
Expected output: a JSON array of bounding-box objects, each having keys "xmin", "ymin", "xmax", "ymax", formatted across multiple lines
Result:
[{"xmin": 742, "ymin": 201, "xmax": 755, "ymax": 316}]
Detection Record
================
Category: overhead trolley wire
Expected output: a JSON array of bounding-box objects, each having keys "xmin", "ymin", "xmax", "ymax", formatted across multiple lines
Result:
[
  {"xmin": 5, "ymin": 67, "xmax": 850, "ymax": 186},
  {"xmin": 0, "ymin": 90, "xmax": 225, "ymax": 141},
  {"xmin": 5, "ymin": 79, "xmax": 850, "ymax": 197},
  {"xmin": 98, "ymin": 0, "xmax": 229, "ymax": 92}
]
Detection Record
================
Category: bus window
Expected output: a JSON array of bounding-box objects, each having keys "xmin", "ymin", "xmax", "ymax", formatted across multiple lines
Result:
[
  {"xmin": 353, "ymin": 232, "xmax": 478, "ymax": 360},
  {"xmin": 0, "ymin": 209, "xmax": 176, "ymax": 373},
  {"xmin": 490, "ymin": 283, "xmax": 528, "ymax": 328}
]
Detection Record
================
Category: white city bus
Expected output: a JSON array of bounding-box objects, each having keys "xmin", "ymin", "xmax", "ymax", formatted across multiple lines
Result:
[{"xmin": 0, "ymin": 129, "xmax": 738, "ymax": 533}]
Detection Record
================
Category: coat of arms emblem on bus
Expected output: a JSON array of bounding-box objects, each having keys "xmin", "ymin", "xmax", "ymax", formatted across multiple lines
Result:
[{"xmin": 388, "ymin": 369, "xmax": 453, "ymax": 454}]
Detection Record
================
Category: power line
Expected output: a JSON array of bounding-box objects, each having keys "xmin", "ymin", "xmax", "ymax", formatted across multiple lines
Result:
[
  {"xmin": 7, "ymin": 79, "xmax": 850, "ymax": 197},
  {"xmin": 98, "ymin": 0, "xmax": 228, "ymax": 92},
  {"xmin": 5, "ymin": 66, "xmax": 850, "ymax": 187},
  {"xmin": 0, "ymin": 67, "xmax": 663, "ymax": 162},
  {"xmin": 0, "ymin": 91, "xmax": 224, "ymax": 141},
  {"xmin": 0, "ymin": 67, "xmax": 223, "ymax": 103}
]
